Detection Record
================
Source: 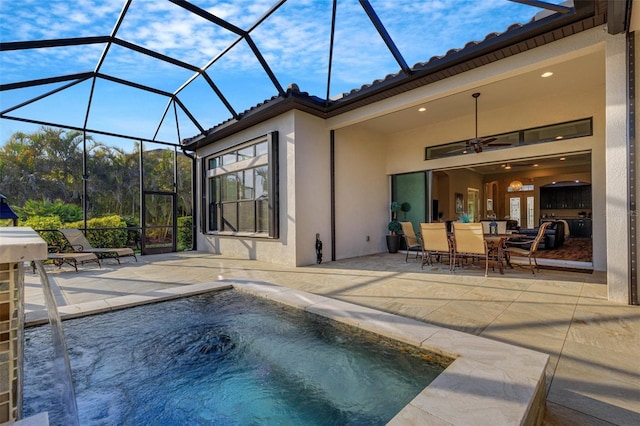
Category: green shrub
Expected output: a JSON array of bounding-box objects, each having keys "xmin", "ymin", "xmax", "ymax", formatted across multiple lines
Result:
[
  {"xmin": 177, "ymin": 216, "xmax": 193, "ymax": 251},
  {"xmin": 16, "ymin": 200, "xmax": 82, "ymax": 223},
  {"xmin": 122, "ymin": 215, "xmax": 141, "ymax": 248},
  {"xmin": 23, "ymin": 216, "xmax": 66, "ymax": 248}
]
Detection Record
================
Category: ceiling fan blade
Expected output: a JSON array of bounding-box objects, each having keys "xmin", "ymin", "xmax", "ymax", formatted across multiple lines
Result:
[{"xmin": 479, "ymin": 137, "xmax": 497, "ymax": 145}]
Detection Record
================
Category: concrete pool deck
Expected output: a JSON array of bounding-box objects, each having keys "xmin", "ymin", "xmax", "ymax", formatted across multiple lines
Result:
[{"xmin": 24, "ymin": 251, "xmax": 640, "ymax": 425}]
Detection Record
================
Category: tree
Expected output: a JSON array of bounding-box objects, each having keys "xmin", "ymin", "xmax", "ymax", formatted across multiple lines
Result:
[
  {"xmin": 1, "ymin": 127, "xmax": 192, "ymax": 233},
  {"xmin": 0, "ymin": 127, "xmax": 96, "ymax": 206}
]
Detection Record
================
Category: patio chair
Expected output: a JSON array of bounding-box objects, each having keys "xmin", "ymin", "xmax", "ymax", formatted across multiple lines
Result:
[
  {"xmin": 60, "ymin": 229, "xmax": 137, "ymax": 264},
  {"xmin": 452, "ymin": 222, "xmax": 489, "ymax": 276},
  {"xmin": 503, "ymin": 221, "xmax": 552, "ymax": 274},
  {"xmin": 419, "ymin": 223, "xmax": 453, "ymax": 270},
  {"xmin": 31, "ymin": 246, "xmax": 102, "ymax": 273},
  {"xmin": 399, "ymin": 221, "xmax": 421, "ymax": 262}
]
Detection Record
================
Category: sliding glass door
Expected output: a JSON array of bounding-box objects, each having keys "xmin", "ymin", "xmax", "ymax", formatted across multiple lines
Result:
[{"xmin": 392, "ymin": 172, "xmax": 430, "ymax": 249}]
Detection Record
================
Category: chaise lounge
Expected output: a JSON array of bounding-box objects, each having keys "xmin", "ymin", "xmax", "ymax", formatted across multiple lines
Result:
[
  {"xmin": 60, "ymin": 229, "xmax": 137, "ymax": 264},
  {"xmin": 46, "ymin": 252, "xmax": 102, "ymax": 272}
]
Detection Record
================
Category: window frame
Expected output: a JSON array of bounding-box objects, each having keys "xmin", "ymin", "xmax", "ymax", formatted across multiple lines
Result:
[
  {"xmin": 424, "ymin": 117, "xmax": 593, "ymax": 160},
  {"xmin": 202, "ymin": 132, "xmax": 279, "ymax": 238}
]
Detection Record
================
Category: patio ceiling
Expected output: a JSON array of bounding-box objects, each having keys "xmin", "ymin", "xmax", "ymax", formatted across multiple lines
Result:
[
  {"xmin": 353, "ymin": 49, "xmax": 604, "ymax": 135},
  {"xmin": 2, "ymin": 0, "xmax": 625, "ymax": 150}
]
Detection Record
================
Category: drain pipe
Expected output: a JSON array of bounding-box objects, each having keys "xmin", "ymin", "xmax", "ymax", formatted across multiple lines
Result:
[{"xmin": 182, "ymin": 148, "xmax": 198, "ymax": 251}]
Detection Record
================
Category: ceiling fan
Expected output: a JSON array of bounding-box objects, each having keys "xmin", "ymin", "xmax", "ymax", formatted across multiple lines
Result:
[{"xmin": 465, "ymin": 92, "xmax": 509, "ymax": 153}]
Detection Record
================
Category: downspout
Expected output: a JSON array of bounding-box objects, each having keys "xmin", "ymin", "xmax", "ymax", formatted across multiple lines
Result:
[
  {"xmin": 139, "ymin": 141, "xmax": 144, "ymax": 255},
  {"xmin": 330, "ymin": 130, "xmax": 336, "ymax": 261},
  {"xmin": 82, "ymin": 130, "xmax": 88, "ymax": 231},
  {"xmin": 181, "ymin": 148, "xmax": 197, "ymax": 251}
]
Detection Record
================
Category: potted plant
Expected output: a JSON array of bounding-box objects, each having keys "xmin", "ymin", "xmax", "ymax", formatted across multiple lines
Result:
[
  {"xmin": 400, "ymin": 202, "xmax": 411, "ymax": 219},
  {"xmin": 458, "ymin": 212, "xmax": 472, "ymax": 223},
  {"xmin": 386, "ymin": 201, "xmax": 402, "ymax": 253}
]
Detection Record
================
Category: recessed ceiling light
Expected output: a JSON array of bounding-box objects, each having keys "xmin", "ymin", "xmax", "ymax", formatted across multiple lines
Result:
[
  {"xmin": 560, "ymin": 157, "xmax": 566, "ymax": 161},
  {"xmin": 541, "ymin": 71, "xmax": 554, "ymax": 78},
  {"xmin": 418, "ymin": 107, "xmax": 426, "ymax": 112},
  {"xmin": 552, "ymin": 181, "xmax": 556, "ymax": 184},
  {"xmin": 575, "ymin": 180, "xmax": 580, "ymax": 183},
  {"xmin": 533, "ymin": 164, "xmax": 539, "ymax": 167}
]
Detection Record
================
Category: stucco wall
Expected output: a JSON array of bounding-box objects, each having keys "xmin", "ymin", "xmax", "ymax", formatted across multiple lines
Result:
[
  {"xmin": 292, "ymin": 111, "xmax": 332, "ymax": 266},
  {"xmin": 333, "ymin": 126, "xmax": 388, "ymax": 260}
]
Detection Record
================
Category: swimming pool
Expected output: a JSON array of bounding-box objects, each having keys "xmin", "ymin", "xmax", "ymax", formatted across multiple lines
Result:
[{"xmin": 24, "ymin": 290, "xmax": 449, "ymax": 424}]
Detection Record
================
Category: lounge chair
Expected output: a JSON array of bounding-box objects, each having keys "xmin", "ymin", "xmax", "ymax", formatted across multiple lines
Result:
[
  {"xmin": 60, "ymin": 229, "xmax": 137, "ymax": 264},
  {"xmin": 31, "ymin": 250, "xmax": 101, "ymax": 273}
]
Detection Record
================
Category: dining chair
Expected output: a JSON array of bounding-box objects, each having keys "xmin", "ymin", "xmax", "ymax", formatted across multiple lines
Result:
[
  {"xmin": 452, "ymin": 222, "xmax": 489, "ymax": 276},
  {"xmin": 503, "ymin": 221, "xmax": 552, "ymax": 274},
  {"xmin": 399, "ymin": 221, "xmax": 421, "ymax": 262},
  {"xmin": 419, "ymin": 223, "xmax": 453, "ymax": 270},
  {"xmin": 481, "ymin": 221, "xmax": 491, "ymax": 234}
]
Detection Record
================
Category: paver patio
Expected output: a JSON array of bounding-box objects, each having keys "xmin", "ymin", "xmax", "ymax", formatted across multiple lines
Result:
[{"xmin": 24, "ymin": 251, "xmax": 640, "ymax": 425}]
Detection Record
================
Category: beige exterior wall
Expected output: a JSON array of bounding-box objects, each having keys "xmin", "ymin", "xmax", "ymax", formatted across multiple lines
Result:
[
  {"xmin": 292, "ymin": 111, "xmax": 332, "ymax": 265},
  {"xmin": 605, "ymin": 33, "xmax": 631, "ymax": 302},
  {"xmin": 333, "ymin": 126, "xmax": 388, "ymax": 259}
]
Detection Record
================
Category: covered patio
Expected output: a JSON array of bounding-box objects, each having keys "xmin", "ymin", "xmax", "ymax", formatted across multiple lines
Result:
[{"xmin": 25, "ymin": 252, "xmax": 639, "ymax": 425}]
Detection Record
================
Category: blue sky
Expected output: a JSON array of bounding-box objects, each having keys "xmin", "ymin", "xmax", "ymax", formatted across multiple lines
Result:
[{"xmin": 0, "ymin": 0, "xmax": 564, "ymax": 151}]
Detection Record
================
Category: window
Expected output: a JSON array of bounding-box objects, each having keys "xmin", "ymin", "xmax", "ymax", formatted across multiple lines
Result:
[
  {"xmin": 425, "ymin": 118, "xmax": 592, "ymax": 160},
  {"xmin": 204, "ymin": 133, "xmax": 278, "ymax": 237},
  {"xmin": 507, "ymin": 184, "xmax": 534, "ymax": 192}
]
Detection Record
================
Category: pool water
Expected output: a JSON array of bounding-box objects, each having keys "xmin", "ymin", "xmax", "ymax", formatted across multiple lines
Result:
[{"xmin": 24, "ymin": 290, "xmax": 447, "ymax": 425}]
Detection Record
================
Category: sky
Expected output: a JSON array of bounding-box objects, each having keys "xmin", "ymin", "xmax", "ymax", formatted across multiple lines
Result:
[{"xmin": 0, "ymin": 0, "xmax": 566, "ymax": 152}]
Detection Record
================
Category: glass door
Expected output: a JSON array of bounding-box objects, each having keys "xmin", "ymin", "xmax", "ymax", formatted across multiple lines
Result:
[
  {"xmin": 467, "ymin": 188, "xmax": 479, "ymax": 222},
  {"xmin": 142, "ymin": 191, "xmax": 176, "ymax": 254},
  {"xmin": 509, "ymin": 197, "xmax": 521, "ymax": 226},
  {"xmin": 506, "ymin": 192, "xmax": 535, "ymax": 228},
  {"xmin": 392, "ymin": 172, "xmax": 427, "ymax": 249}
]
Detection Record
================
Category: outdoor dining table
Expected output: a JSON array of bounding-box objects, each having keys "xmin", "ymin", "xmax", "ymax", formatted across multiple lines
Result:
[{"xmin": 484, "ymin": 233, "xmax": 525, "ymax": 274}]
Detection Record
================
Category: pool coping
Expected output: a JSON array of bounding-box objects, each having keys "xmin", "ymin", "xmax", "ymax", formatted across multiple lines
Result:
[{"xmin": 25, "ymin": 280, "xmax": 548, "ymax": 425}]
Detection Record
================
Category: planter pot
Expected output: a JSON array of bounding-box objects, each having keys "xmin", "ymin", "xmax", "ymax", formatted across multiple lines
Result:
[{"xmin": 386, "ymin": 235, "xmax": 401, "ymax": 253}]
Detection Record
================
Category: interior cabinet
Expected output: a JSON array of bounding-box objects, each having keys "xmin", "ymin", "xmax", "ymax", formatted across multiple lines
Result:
[
  {"xmin": 540, "ymin": 185, "xmax": 591, "ymax": 209},
  {"xmin": 567, "ymin": 219, "xmax": 592, "ymax": 238}
]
